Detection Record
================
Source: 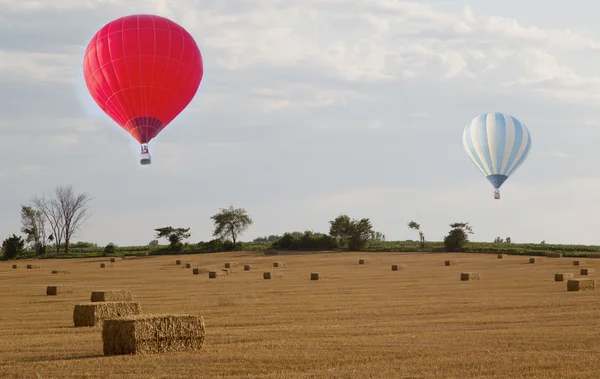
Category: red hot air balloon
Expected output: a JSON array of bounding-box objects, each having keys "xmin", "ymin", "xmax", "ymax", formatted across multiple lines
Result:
[{"xmin": 83, "ymin": 14, "xmax": 204, "ymax": 165}]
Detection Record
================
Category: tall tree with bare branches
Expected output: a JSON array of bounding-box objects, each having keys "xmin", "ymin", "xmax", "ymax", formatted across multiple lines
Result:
[
  {"xmin": 31, "ymin": 194, "xmax": 64, "ymax": 254},
  {"xmin": 55, "ymin": 186, "xmax": 92, "ymax": 254}
]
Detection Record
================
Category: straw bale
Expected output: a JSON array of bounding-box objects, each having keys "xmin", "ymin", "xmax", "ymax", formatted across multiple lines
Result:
[
  {"xmin": 263, "ymin": 272, "xmax": 272, "ymax": 279},
  {"xmin": 110, "ymin": 258, "xmax": 116, "ymax": 263},
  {"xmin": 567, "ymin": 279, "xmax": 596, "ymax": 292},
  {"xmin": 310, "ymin": 273, "xmax": 319, "ymax": 281},
  {"xmin": 46, "ymin": 285, "xmax": 74, "ymax": 296},
  {"xmin": 193, "ymin": 268, "xmax": 200, "ymax": 275},
  {"xmin": 51, "ymin": 270, "xmax": 70, "ymax": 274},
  {"xmin": 102, "ymin": 314, "xmax": 206, "ymax": 356},
  {"xmin": 91, "ymin": 290, "xmax": 133, "ymax": 302},
  {"xmin": 358, "ymin": 259, "xmax": 365, "ymax": 265},
  {"xmin": 497, "ymin": 254, "xmax": 504, "ymax": 259},
  {"xmin": 445, "ymin": 260, "xmax": 458, "ymax": 266},
  {"xmin": 546, "ymin": 252, "xmax": 562, "ymax": 258},
  {"xmin": 12, "ymin": 264, "xmax": 17, "ymax": 269},
  {"xmin": 176, "ymin": 260, "xmax": 182, "ymax": 265},
  {"xmin": 225, "ymin": 263, "xmax": 231, "ymax": 268},
  {"xmin": 391, "ymin": 264, "xmax": 401, "ymax": 271},
  {"xmin": 273, "ymin": 262, "xmax": 286, "ymax": 268},
  {"xmin": 529, "ymin": 258, "xmax": 538, "ymax": 264},
  {"xmin": 26, "ymin": 264, "xmax": 39, "ymax": 269},
  {"xmin": 208, "ymin": 271, "xmax": 217, "ymax": 279},
  {"xmin": 73, "ymin": 302, "xmax": 142, "ymax": 327},
  {"xmin": 581, "ymin": 268, "xmax": 595, "ymax": 276},
  {"xmin": 554, "ymin": 273, "xmax": 575, "ymax": 282},
  {"xmin": 100, "ymin": 263, "xmax": 106, "ymax": 268},
  {"xmin": 185, "ymin": 263, "xmax": 191, "ymax": 269},
  {"xmin": 244, "ymin": 264, "xmax": 250, "ymax": 271},
  {"xmin": 460, "ymin": 272, "xmax": 480, "ymax": 281},
  {"xmin": 574, "ymin": 260, "xmax": 585, "ymax": 266}
]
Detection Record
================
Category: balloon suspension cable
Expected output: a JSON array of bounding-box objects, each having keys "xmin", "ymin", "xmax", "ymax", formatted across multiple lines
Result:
[
  {"xmin": 494, "ymin": 189, "xmax": 500, "ymax": 200},
  {"xmin": 140, "ymin": 143, "xmax": 151, "ymax": 165}
]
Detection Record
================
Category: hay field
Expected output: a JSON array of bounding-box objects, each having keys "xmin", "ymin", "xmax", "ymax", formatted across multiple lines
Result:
[{"xmin": 1, "ymin": 252, "xmax": 600, "ymax": 378}]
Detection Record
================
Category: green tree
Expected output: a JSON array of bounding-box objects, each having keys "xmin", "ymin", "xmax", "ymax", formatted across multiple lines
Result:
[
  {"xmin": 20, "ymin": 205, "xmax": 47, "ymax": 255},
  {"xmin": 155, "ymin": 227, "xmax": 191, "ymax": 251},
  {"xmin": 104, "ymin": 243, "xmax": 116, "ymax": 256},
  {"xmin": 407, "ymin": 221, "xmax": 425, "ymax": 248},
  {"xmin": 210, "ymin": 206, "xmax": 253, "ymax": 245},
  {"xmin": 2, "ymin": 234, "xmax": 25, "ymax": 259},
  {"xmin": 443, "ymin": 222, "xmax": 473, "ymax": 252},
  {"xmin": 329, "ymin": 215, "xmax": 352, "ymax": 245},
  {"xmin": 329, "ymin": 215, "xmax": 377, "ymax": 251}
]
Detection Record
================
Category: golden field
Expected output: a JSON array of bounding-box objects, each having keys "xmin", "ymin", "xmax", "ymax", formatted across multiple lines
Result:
[{"xmin": 1, "ymin": 251, "xmax": 599, "ymax": 378}]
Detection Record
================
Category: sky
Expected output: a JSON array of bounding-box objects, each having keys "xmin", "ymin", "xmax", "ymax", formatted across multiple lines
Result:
[{"xmin": 2, "ymin": 0, "xmax": 600, "ymax": 246}]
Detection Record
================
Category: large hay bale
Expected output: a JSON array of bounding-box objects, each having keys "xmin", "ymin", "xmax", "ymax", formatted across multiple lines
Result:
[
  {"xmin": 73, "ymin": 302, "xmax": 142, "ymax": 327},
  {"xmin": 263, "ymin": 272, "xmax": 271, "ymax": 280},
  {"xmin": 102, "ymin": 314, "xmax": 206, "ymax": 356},
  {"xmin": 546, "ymin": 252, "xmax": 562, "ymax": 258},
  {"xmin": 310, "ymin": 273, "xmax": 319, "ymax": 281},
  {"xmin": 208, "ymin": 271, "xmax": 217, "ymax": 279},
  {"xmin": 110, "ymin": 258, "xmax": 116, "ymax": 263},
  {"xmin": 100, "ymin": 263, "xmax": 106, "ymax": 268},
  {"xmin": 497, "ymin": 254, "xmax": 504, "ymax": 259},
  {"xmin": 460, "ymin": 272, "xmax": 480, "ymax": 281},
  {"xmin": 91, "ymin": 290, "xmax": 133, "ymax": 302},
  {"xmin": 193, "ymin": 268, "xmax": 199, "ymax": 275},
  {"xmin": 529, "ymin": 258, "xmax": 538, "ymax": 264},
  {"xmin": 581, "ymin": 268, "xmax": 595, "ymax": 276},
  {"xmin": 391, "ymin": 264, "xmax": 401, "ymax": 271},
  {"xmin": 244, "ymin": 264, "xmax": 250, "ymax": 271},
  {"xmin": 12, "ymin": 264, "xmax": 17, "ymax": 269},
  {"xmin": 185, "ymin": 263, "xmax": 191, "ymax": 269},
  {"xmin": 445, "ymin": 260, "xmax": 458, "ymax": 266},
  {"xmin": 555, "ymin": 273, "xmax": 575, "ymax": 282},
  {"xmin": 176, "ymin": 260, "xmax": 182, "ymax": 265},
  {"xmin": 46, "ymin": 285, "xmax": 74, "ymax": 296},
  {"xmin": 574, "ymin": 260, "xmax": 585, "ymax": 266},
  {"xmin": 567, "ymin": 279, "xmax": 596, "ymax": 292}
]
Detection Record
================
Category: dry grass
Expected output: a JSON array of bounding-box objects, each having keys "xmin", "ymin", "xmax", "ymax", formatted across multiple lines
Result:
[
  {"xmin": 2, "ymin": 252, "xmax": 600, "ymax": 378},
  {"xmin": 91, "ymin": 290, "xmax": 133, "ymax": 302},
  {"xmin": 102, "ymin": 314, "xmax": 206, "ymax": 356},
  {"xmin": 72, "ymin": 302, "xmax": 142, "ymax": 327}
]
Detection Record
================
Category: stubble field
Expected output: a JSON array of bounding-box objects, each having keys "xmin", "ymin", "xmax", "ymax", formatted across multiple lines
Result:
[{"xmin": 1, "ymin": 251, "xmax": 599, "ymax": 378}]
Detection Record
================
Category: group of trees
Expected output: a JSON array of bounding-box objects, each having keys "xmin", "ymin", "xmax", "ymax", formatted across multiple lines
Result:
[{"xmin": 2, "ymin": 185, "xmax": 91, "ymax": 259}]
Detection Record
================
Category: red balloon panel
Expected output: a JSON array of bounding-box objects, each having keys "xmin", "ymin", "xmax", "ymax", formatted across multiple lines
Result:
[{"xmin": 83, "ymin": 14, "xmax": 203, "ymax": 144}]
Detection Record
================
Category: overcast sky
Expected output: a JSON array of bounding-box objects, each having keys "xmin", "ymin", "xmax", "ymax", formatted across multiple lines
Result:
[{"xmin": 2, "ymin": 0, "xmax": 600, "ymax": 246}]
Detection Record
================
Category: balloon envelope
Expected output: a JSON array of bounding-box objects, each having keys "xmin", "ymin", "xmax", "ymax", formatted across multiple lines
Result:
[
  {"xmin": 462, "ymin": 112, "xmax": 532, "ymax": 190},
  {"xmin": 82, "ymin": 14, "xmax": 203, "ymax": 154}
]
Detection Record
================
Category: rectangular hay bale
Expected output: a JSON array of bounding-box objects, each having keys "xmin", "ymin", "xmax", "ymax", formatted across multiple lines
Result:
[
  {"xmin": 224, "ymin": 263, "xmax": 231, "ymax": 268},
  {"xmin": 193, "ymin": 268, "xmax": 199, "ymax": 275},
  {"xmin": 391, "ymin": 264, "xmax": 400, "ymax": 271},
  {"xmin": 91, "ymin": 290, "xmax": 133, "ymax": 302},
  {"xmin": 51, "ymin": 270, "xmax": 70, "ymax": 274},
  {"xmin": 445, "ymin": 260, "xmax": 458, "ymax": 266},
  {"xmin": 581, "ymin": 268, "xmax": 595, "ymax": 275},
  {"xmin": 555, "ymin": 273, "xmax": 575, "ymax": 282},
  {"xmin": 185, "ymin": 263, "xmax": 191, "ymax": 269},
  {"xmin": 208, "ymin": 271, "xmax": 217, "ymax": 279},
  {"xmin": 567, "ymin": 278, "xmax": 596, "ymax": 292},
  {"xmin": 46, "ymin": 285, "xmax": 74, "ymax": 296},
  {"xmin": 12, "ymin": 264, "xmax": 18, "ymax": 269},
  {"xmin": 100, "ymin": 263, "xmax": 106, "ymax": 268},
  {"xmin": 529, "ymin": 258, "xmax": 538, "ymax": 264},
  {"xmin": 546, "ymin": 252, "xmax": 562, "ymax": 258},
  {"xmin": 460, "ymin": 272, "xmax": 480, "ymax": 281},
  {"xmin": 263, "ymin": 272, "xmax": 271, "ymax": 279},
  {"xmin": 176, "ymin": 260, "xmax": 182, "ymax": 265},
  {"xmin": 244, "ymin": 264, "xmax": 250, "ymax": 271},
  {"xmin": 497, "ymin": 254, "xmax": 504, "ymax": 259},
  {"xmin": 310, "ymin": 273, "xmax": 319, "ymax": 281},
  {"xmin": 73, "ymin": 301, "xmax": 142, "ymax": 327},
  {"xmin": 102, "ymin": 314, "xmax": 206, "ymax": 356},
  {"xmin": 110, "ymin": 258, "xmax": 116, "ymax": 263},
  {"xmin": 574, "ymin": 260, "xmax": 585, "ymax": 266}
]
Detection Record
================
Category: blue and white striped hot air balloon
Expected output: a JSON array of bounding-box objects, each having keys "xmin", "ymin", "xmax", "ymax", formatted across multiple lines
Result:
[{"xmin": 462, "ymin": 112, "xmax": 532, "ymax": 199}]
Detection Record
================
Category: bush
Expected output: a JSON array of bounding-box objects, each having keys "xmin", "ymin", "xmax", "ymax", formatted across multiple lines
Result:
[
  {"xmin": 2, "ymin": 234, "xmax": 25, "ymax": 259},
  {"xmin": 443, "ymin": 222, "xmax": 473, "ymax": 252},
  {"xmin": 103, "ymin": 243, "xmax": 116, "ymax": 256},
  {"xmin": 271, "ymin": 231, "xmax": 338, "ymax": 250}
]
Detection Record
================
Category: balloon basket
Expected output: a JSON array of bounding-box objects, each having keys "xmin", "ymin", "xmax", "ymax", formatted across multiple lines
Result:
[
  {"xmin": 140, "ymin": 144, "xmax": 151, "ymax": 165},
  {"xmin": 494, "ymin": 190, "xmax": 500, "ymax": 200}
]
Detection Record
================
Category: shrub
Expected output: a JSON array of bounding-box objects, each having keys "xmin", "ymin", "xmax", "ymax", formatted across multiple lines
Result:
[{"xmin": 2, "ymin": 234, "xmax": 25, "ymax": 259}]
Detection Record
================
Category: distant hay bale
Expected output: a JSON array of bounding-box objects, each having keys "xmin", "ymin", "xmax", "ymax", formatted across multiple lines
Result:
[
  {"xmin": 176, "ymin": 260, "xmax": 182, "ymax": 265},
  {"xmin": 497, "ymin": 254, "xmax": 504, "ymax": 259},
  {"xmin": 185, "ymin": 263, "xmax": 191, "ymax": 269},
  {"xmin": 310, "ymin": 273, "xmax": 319, "ymax": 281},
  {"xmin": 581, "ymin": 268, "xmax": 595, "ymax": 276},
  {"xmin": 273, "ymin": 262, "xmax": 285, "ymax": 268},
  {"xmin": 51, "ymin": 270, "xmax": 70, "ymax": 275},
  {"xmin": 358, "ymin": 259, "xmax": 365, "ymax": 265},
  {"xmin": 73, "ymin": 302, "xmax": 141, "ymax": 327},
  {"xmin": 391, "ymin": 264, "xmax": 401, "ymax": 271},
  {"xmin": 12, "ymin": 264, "xmax": 17, "ymax": 269},
  {"xmin": 529, "ymin": 258, "xmax": 538, "ymax": 264},
  {"xmin": 110, "ymin": 258, "xmax": 116, "ymax": 263},
  {"xmin": 26, "ymin": 264, "xmax": 39, "ymax": 269},
  {"xmin": 555, "ymin": 273, "xmax": 574, "ymax": 282},
  {"xmin": 100, "ymin": 263, "xmax": 106, "ymax": 268},
  {"xmin": 460, "ymin": 272, "xmax": 480, "ymax": 281},
  {"xmin": 567, "ymin": 278, "xmax": 596, "ymax": 292},
  {"xmin": 46, "ymin": 285, "xmax": 74, "ymax": 296},
  {"xmin": 244, "ymin": 264, "xmax": 250, "ymax": 271},
  {"xmin": 91, "ymin": 290, "xmax": 133, "ymax": 302},
  {"xmin": 264, "ymin": 250, "xmax": 278, "ymax": 256},
  {"xmin": 224, "ymin": 263, "xmax": 231, "ymax": 268},
  {"xmin": 574, "ymin": 260, "xmax": 585, "ymax": 266},
  {"xmin": 445, "ymin": 260, "xmax": 458, "ymax": 266},
  {"xmin": 193, "ymin": 268, "xmax": 199, "ymax": 275},
  {"xmin": 263, "ymin": 272, "xmax": 272, "ymax": 280},
  {"xmin": 208, "ymin": 271, "xmax": 217, "ymax": 279},
  {"xmin": 546, "ymin": 252, "xmax": 562, "ymax": 258},
  {"xmin": 102, "ymin": 314, "xmax": 206, "ymax": 356}
]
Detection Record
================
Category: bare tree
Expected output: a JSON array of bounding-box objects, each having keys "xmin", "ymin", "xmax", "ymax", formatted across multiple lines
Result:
[
  {"xmin": 31, "ymin": 194, "xmax": 64, "ymax": 254},
  {"xmin": 55, "ymin": 186, "xmax": 92, "ymax": 254}
]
